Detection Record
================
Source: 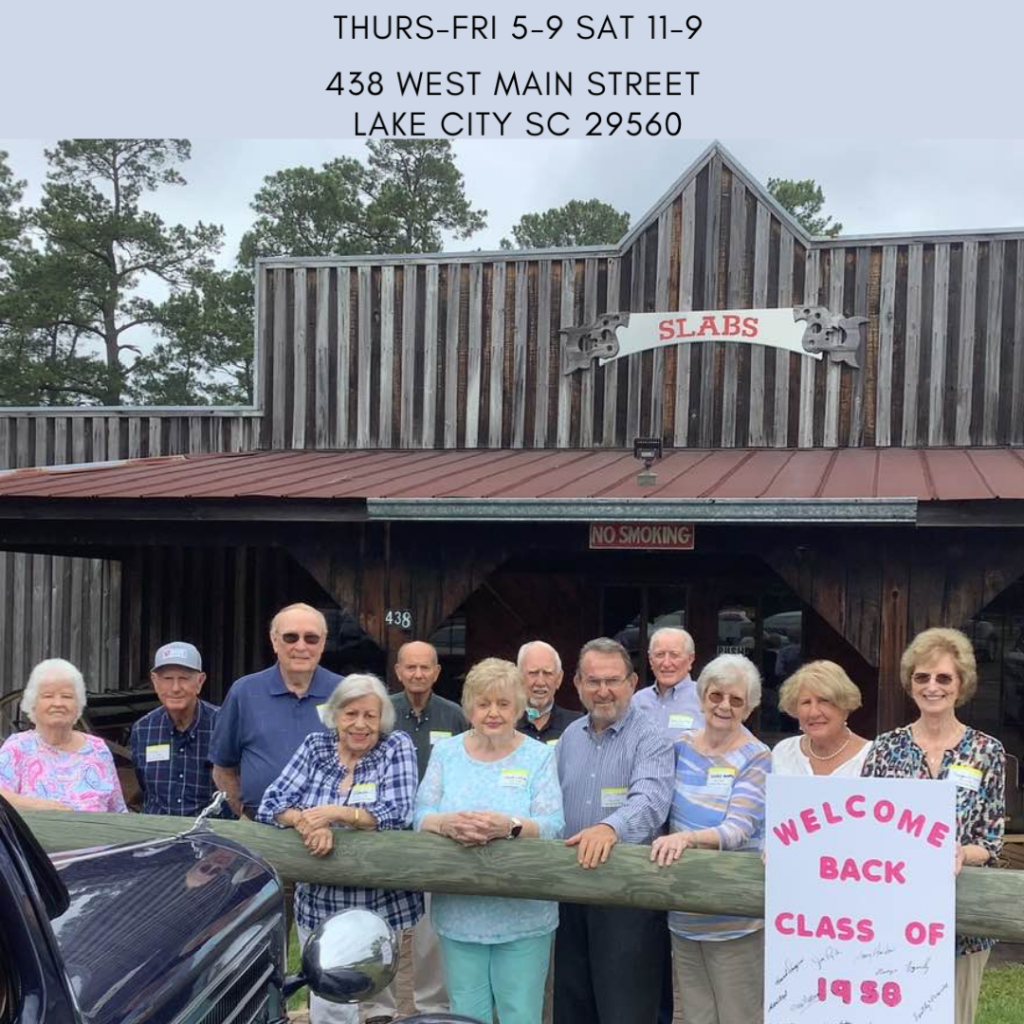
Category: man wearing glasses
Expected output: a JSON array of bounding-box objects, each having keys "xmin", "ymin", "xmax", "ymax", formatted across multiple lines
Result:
[
  {"xmin": 553, "ymin": 637, "xmax": 674, "ymax": 1024},
  {"xmin": 210, "ymin": 603, "xmax": 340, "ymax": 820}
]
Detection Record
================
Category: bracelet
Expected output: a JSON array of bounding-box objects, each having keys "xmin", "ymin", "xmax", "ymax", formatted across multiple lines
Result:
[{"xmin": 353, "ymin": 806, "xmax": 362, "ymax": 828}]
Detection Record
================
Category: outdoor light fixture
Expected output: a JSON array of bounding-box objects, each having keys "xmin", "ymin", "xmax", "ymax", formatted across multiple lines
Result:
[{"xmin": 633, "ymin": 436, "xmax": 663, "ymax": 487}]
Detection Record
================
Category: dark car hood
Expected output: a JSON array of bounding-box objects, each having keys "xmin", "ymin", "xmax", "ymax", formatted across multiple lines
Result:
[{"xmin": 50, "ymin": 832, "xmax": 284, "ymax": 1024}]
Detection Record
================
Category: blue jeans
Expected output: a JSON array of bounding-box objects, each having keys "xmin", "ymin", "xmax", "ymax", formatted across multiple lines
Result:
[{"xmin": 439, "ymin": 932, "xmax": 554, "ymax": 1024}]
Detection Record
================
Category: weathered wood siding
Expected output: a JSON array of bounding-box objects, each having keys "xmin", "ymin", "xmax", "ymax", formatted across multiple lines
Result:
[
  {"xmin": 0, "ymin": 411, "xmax": 260, "ymax": 712},
  {"xmin": 254, "ymin": 161, "xmax": 1024, "ymax": 451}
]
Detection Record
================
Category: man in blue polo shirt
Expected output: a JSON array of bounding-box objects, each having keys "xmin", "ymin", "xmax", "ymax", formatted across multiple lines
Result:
[
  {"xmin": 130, "ymin": 640, "xmax": 220, "ymax": 816},
  {"xmin": 210, "ymin": 602, "xmax": 341, "ymax": 819}
]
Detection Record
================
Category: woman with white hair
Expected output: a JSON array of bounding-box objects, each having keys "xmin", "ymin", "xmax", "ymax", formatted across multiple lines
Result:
[
  {"xmin": 0, "ymin": 658, "xmax": 126, "ymax": 812},
  {"xmin": 257, "ymin": 673, "xmax": 422, "ymax": 1024},
  {"xmin": 650, "ymin": 653, "xmax": 771, "ymax": 1024}
]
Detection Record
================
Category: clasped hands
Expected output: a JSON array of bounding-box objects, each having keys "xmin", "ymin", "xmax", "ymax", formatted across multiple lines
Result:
[
  {"xmin": 292, "ymin": 805, "xmax": 352, "ymax": 858},
  {"xmin": 439, "ymin": 810, "xmax": 511, "ymax": 846}
]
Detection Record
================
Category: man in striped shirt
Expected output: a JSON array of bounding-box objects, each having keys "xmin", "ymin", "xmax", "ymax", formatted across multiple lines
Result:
[{"xmin": 554, "ymin": 637, "xmax": 675, "ymax": 1024}]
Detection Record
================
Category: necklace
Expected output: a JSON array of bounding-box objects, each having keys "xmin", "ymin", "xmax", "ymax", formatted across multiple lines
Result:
[{"xmin": 806, "ymin": 727, "xmax": 853, "ymax": 762}]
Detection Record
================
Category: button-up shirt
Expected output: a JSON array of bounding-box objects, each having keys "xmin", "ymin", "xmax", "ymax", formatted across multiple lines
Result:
[
  {"xmin": 556, "ymin": 706, "xmax": 673, "ymax": 843},
  {"xmin": 209, "ymin": 663, "xmax": 341, "ymax": 809},
  {"xmin": 130, "ymin": 699, "xmax": 220, "ymax": 816},
  {"xmin": 517, "ymin": 703, "xmax": 583, "ymax": 745},
  {"xmin": 257, "ymin": 729, "xmax": 423, "ymax": 932},
  {"xmin": 391, "ymin": 690, "xmax": 468, "ymax": 780},
  {"xmin": 631, "ymin": 675, "xmax": 704, "ymax": 739}
]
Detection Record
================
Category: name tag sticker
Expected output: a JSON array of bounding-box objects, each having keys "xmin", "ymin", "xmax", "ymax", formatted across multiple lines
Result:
[
  {"xmin": 429, "ymin": 730, "xmax": 452, "ymax": 745},
  {"xmin": 669, "ymin": 713, "xmax": 695, "ymax": 730},
  {"xmin": 601, "ymin": 786, "xmax": 628, "ymax": 808},
  {"xmin": 500, "ymin": 768, "xmax": 529, "ymax": 789},
  {"xmin": 146, "ymin": 743, "xmax": 170, "ymax": 763},
  {"xmin": 706, "ymin": 766, "xmax": 737, "ymax": 792},
  {"xmin": 350, "ymin": 782, "xmax": 377, "ymax": 805},
  {"xmin": 546, "ymin": 738, "xmax": 560, "ymax": 747},
  {"xmin": 948, "ymin": 763, "xmax": 982, "ymax": 792}
]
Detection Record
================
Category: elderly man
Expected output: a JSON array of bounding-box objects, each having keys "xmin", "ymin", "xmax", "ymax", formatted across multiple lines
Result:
[
  {"xmin": 632, "ymin": 626, "xmax": 703, "ymax": 738},
  {"xmin": 516, "ymin": 640, "xmax": 582, "ymax": 744},
  {"xmin": 390, "ymin": 639, "xmax": 467, "ymax": 778},
  {"xmin": 554, "ymin": 637, "xmax": 674, "ymax": 1024},
  {"xmin": 210, "ymin": 603, "xmax": 340, "ymax": 819},
  {"xmin": 130, "ymin": 641, "xmax": 219, "ymax": 816},
  {"xmin": 362, "ymin": 640, "xmax": 463, "ymax": 1023}
]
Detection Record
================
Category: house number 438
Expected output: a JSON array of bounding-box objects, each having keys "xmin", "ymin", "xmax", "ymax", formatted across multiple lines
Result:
[{"xmin": 385, "ymin": 609, "xmax": 413, "ymax": 630}]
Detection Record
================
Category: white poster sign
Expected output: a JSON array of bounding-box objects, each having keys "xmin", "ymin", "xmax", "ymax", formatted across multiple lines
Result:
[
  {"xmin": 765, "ymin": 776, "xmax": 956, "ymax": 1024},
  {"xmin": 602, "ymin": 308, "xmax": 821, "ymax": 364}
]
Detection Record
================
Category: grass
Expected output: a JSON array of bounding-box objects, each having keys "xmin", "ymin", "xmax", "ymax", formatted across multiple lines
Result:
[
  {"xmin": 286, "ymin": 925, "xmax": 307, "ymax": 1012},
  {"xmin": 978, "ymin": 965, "xmax": 1024, "ymax": 1024}
]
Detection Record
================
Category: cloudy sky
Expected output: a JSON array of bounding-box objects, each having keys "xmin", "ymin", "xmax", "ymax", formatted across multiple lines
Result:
[{"xmin": 2, "ymin": 138, "xmax": 1023, "ymax": 265}]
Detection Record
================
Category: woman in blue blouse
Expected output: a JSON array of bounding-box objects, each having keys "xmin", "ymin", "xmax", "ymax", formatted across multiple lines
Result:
[
  {"xmin": 258, "ymin": 674, "xmax": 422, "ymax": 1024},
  {"xmin": 414, "ymin": 657, "xmax": 565, "ymax": 1024}
]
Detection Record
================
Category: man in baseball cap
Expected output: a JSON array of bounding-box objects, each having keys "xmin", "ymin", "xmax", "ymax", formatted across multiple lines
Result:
[{"xmin": 129, "ymin": 641, "xmax": 221, "ymax": 816}]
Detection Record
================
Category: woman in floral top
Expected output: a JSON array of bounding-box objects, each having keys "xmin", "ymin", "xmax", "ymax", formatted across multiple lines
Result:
[
  {"xmin": 0, "ymin": 658, "xmax": 126, "ymax": 813},
  {"xmin": 862, "ymin": 627, "xmax": 1004, "ymax": 1024}
]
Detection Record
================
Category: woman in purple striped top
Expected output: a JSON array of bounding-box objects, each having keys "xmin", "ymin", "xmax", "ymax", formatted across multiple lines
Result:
[{"xmin": 650, "ymin": 653, "xmax": 771, "ymax": 1024}]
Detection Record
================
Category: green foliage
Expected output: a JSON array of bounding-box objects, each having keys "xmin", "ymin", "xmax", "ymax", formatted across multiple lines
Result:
[
  {"xmin": 766, "ymin": 177, "xmax": 843, "ymax": 238},
  {"xmin": 0, "ymin": 151, "xmax": 27, "ymax": 270},
  {"xmin": 0, "ymin": 139, "xmax": 225, "ymax": 405},
  {"xmin": 241, "ymin": 141, "xmax": 486, "ymax": 261},
  {"xmin": 500, "ymin": 198, "xmax": 630, "ymax": 249}
]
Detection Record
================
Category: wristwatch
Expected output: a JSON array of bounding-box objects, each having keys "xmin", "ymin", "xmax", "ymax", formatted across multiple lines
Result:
[{"xmin": 506, "ymin": 816, "xmax": 523, "ymax": 840}]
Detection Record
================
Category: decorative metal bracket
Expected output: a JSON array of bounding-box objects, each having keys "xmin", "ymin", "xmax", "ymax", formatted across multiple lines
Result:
[
  {"xmin": 561, "ymin": 312, "xmax": 629, "ymax": 373},
  {"xmin": 793, "ymin": 306, "xmax": 868, "ymax": 368}
]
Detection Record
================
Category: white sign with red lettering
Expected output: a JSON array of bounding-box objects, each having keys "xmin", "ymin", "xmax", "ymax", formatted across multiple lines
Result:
[
  {"xmin": 765, "ymin": 776, "xmax": 955, "ymax": 1024},
  {"xmin": 602, "ymin": 308, "xmax": 821, "ymax": 365},
  {"xmin": 588, "ymin": 522, "xmax": 694, "ymax": 550}
]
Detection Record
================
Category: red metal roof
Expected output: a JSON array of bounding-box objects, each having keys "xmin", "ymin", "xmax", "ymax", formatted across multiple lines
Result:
[{"xmin": 0, "ymin": 448, "xmax": 1022, "ymax": 502}]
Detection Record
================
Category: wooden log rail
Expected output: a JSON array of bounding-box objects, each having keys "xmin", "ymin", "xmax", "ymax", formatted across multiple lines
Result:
[{"xmin": 23, "ymin": 811, "xmax": 1024, "ymax": 943}]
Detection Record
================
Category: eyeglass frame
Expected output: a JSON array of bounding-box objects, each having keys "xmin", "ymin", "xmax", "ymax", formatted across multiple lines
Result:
[
  {"xmin": 704, "ymin": 690, "xmax": 747, "ymax": 708},
  {"xmin": 277, "ymin": 631, "xmax": 324, "ymax": 646}
]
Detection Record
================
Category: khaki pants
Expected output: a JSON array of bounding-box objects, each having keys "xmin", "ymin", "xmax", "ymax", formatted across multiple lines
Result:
[
  {"xmin": 670, "ymin": 930, "xmax": 763, "ymax": 1024},
  {"xmin": 362, "ymin": 894, "xmax": 449, "ymax": 1019},
  {"xmin": 955, "ymin": 948, "xmax": 990, "ymax": 1024}
]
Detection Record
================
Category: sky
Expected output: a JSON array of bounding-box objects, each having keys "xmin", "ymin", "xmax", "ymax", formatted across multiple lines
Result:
[{"xmin": 2, "ymin": 138, "xmax": 1023, "ymax": 267}]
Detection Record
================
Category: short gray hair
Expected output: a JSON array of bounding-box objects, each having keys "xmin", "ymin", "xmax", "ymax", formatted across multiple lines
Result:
[
  {"xmin": 517, "ymin": 640, "xmax": 562, "ymax": 673},
  {"xmin": 319, "ymin": 674, "xmax": 395, "ymax": 735},
  {"xmin": 575, "ymin": 637, "xmax": 633, "ymax": 679},
  {"xmin": 696, "ymin": 654, "xmax": 762, "ymax": 710},
  {"xmin": 22, "ymin": 659, "xmax": 87, "ymax": 724},
  {"xmin": 648, "ymin": 627, "xmax": 695, "ymax": 655}
]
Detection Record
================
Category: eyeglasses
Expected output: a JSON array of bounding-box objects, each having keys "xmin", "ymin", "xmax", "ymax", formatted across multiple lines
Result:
[
  {"xmin": 580, "ymin": 676, "xmax": 630, "ymax": 692},
  {"xmin": 706, "ymin": 691, "xmax": 746, "ymax": 708},
  {"xmin": 911, "ymin": 672, "xmax": 956, "ymax": 687},
  {"xmin": 279, "ymin": 632, "xmax": 323, "ymax": 646}
]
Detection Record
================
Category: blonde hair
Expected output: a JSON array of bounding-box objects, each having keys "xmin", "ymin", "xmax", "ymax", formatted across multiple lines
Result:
[
  {"xmin": 778, "ymin": 660, "xmax": 862, "ymax": 717},
  {"xmin": 900, "ymin": 627, "xmax": 977, "ymax": 706},
  {"xmin": 461, "ymin": 658, "xmax": 528, "ymax": 719}
]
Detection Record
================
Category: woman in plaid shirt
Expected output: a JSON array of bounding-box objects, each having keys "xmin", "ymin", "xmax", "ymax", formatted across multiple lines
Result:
[{"xmin": 258, "ymin": 673, "xmax": 423, "ymax": 1024}]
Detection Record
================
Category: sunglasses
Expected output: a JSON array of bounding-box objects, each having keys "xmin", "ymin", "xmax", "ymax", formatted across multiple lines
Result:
[
  {"xmin": 706, "ymin": 691, "xmax": 745, "ymax": 708},
  {"xmin": 911, "ymin": 672, "xmax": 956, "ymax": 687},
  {"xmin": 279, "ymin": 632, "xmax": 323, "ymax": 646}
]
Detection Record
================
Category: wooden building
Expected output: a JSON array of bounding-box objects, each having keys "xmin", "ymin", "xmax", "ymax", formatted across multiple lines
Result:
[{"xmin": 1, "ymin": 141, "xmax": 1023, "ymax": 761}]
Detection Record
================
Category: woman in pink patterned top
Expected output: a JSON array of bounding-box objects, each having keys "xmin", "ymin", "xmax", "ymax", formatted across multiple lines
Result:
[{"xmin": 0, "ymin": 658, "xmax": 127, "ymax": 813}]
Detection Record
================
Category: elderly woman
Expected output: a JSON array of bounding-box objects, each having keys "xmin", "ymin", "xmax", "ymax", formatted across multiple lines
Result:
[
  {"xmin": 414, "ymin": 657, "xmax": 564, "ymax": 1024},
  {"xmin": 772, "ymin": 661, "xmax": 870, "ymax": 776},
  {"xmin": 862, "ymin": 627, "xmax": 1004, "ymax": 1024},
  {"xmin": 0, "ymin": 658, "xmax": 126, "ymax": 812},
  {"xmin": 257, "ymin": 673, "xmax": 422, "ymax": 1024},
  {"xmin": 650, "ymin": 653, "xmax": 771, "ymax": 1024}
]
